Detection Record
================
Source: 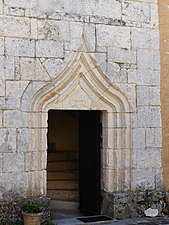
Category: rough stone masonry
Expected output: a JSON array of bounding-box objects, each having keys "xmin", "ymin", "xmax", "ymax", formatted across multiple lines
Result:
[{"xmin": 0, "ymin": 0, "xmax": 165, "ymax": 219}]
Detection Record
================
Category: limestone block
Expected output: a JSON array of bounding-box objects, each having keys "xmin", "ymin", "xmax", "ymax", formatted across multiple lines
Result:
[
  {"xmin": 132, "ymin": 112, "xmax": 138, "ymax": 128},
  {"xmin": 17, "ymin": 128, "xmax": 29, "ymax": 152},
  {"xmin": 0, "ymin": 0, "xmax": 3, "ymax": 14},
  {"xmin": 0, "ymin": 80, "xmax": 5, "ymax": 97},
  {"xmin": 15, "ymin": 172, "xmax": 29, "ymax": 195},
  {"xmin": 122, "ymin": 1, "xmax": 150, "ymax": 23},
  {"xmin": 149, "ymin": 86, "xmax": 160, "ymax": 106},
  {"xmin": 21, "ymin": 81, "xmax": 46, "ymax": 111},
  {"xmin": 77, "ymin": 0, "xmax": 121, "ymax": 20},
  {"xmin": 155, "ymin": 168, "xmax": 163, "ymax": 190},
  {"xmin": 0, "ymin": 37, "xmax": 4, "ymax": 55},
  {"xmin": 6, "ymin": 81, "xmax": 29, "ymax": 99},
  {"xmin": 128, "ymin": 69, "xmax": 160, "ymax": 86},
  {"xmin": 20, "ymin": 58, "xmax": 51, "ymax": 81},
  {"xmin": 30, "ymin": 18, "xmax": 38, "ymax": 39},
  {"xmin": 4, "ymin": 110, "xmax": 28, "ymax": 128},
  {"xmin": 131, "ymin": 28, "xmax": 159, "ymax": 49},
  {"xmin": 66, "ymin": 22, "xmax": 95, "ymax": 51},
  {"xmin": 0, "ymin": 128, "xmax": 16, "ymax": 153},
  {"xmin": 36, "ymin": 40, "xmax": 64, "ymax": 58},
  {"xmin": 137, "ymin": 49, "xmax": 160, "ymax": 70},
  {"xmin": 4, "ymin": 0, "xmax": 37, "ymax": 9},
  {"xmin": 41, "ymin": 58, "xmax": 66, "ymax": 79},
  {"xmin": 14, "ymin": 57, "xmax": 21, "ymax": 80},
  {"xmin": 0, "ymin": 110, "xmax": 2, "ymax": 127},
  {"xmin": 4, "ymin": 6, "xmax": 25, "ymax": 16},
  {"xmin": 2, "ymin": 153, "xmax": 24, "ymax": 172},
  {"xmin": 6, "ymin": 38, "xmax": 35, "ymax": 57},
  {"xmin": 25, "ymin": 151, "xmax": 47, "ymax": 171},
  {"xmin": 133, "ymin": 128, "xmax": 146, "ymax": 148},
  {"xmin": 137, "ymin": 86, "xmax": 149, "ymax": 106},
  {"xmin": 0, "ymin": 16, "xmax": 30, "ymax": 38},
  {"xmin": 150, "ymin": 3, "xmax": 159, "ymax": 28},
  {"xmin": 132, "ymin": 168, "xmax": 155, "ymax": 190},
  {"xmin": 137, "ymin": 106, "xmax": 161, "ymax": 127},
  {"xmin": 113, "ymin": 84, "xmax": 136, "ymax": 112},
  {"xmin": 5, "ymin": 97, "xmax": 21, "ymax": 110},
  {"xmin": 0, "ymin": 56, "xmax": 14, "ymax": 79},
  {"xmin": 154, "ymin": 128, "xmax": 162, "ymax": 148},
  {"xmin": 28, "ymin": 112, "xmax": 48, "ymax": 128},
  {"xmin": 146, "ymin": 128, "xmax": 155, "ymax": 147},
  {"xmin": 0, "ymin": 154, "xmax": 2, "ymax": 172},
  {"xmin": 97, "ymin": 25, "xmax": 131, "ymax": 49},
  {"xmin": 133, "ymin": 147, "xmax": 161, "ymax": 169},
  {"xmin": 38, "ymin": 20, "xmax": 69, "ymax": 41},
  {"xmin": 108, "ymin": 48, "xmax": 136, "ymax": 64}
]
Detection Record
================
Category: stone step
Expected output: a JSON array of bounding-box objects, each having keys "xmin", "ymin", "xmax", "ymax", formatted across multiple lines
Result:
[
  {"xmin": 48, "ymin": 151, "xmax": 78, "ymax": 162},
  {"xmin": 47, "ymin": 161, "xmax": 79, "ymax": 171},
  {"xmin": 48, "ymin": 171, "xmax": 79, "ymax": 180},
  {"xmin": 48, "ymin": 190, "xmax": 79, "ymax": 202},
  {"xmin": 48, "ymin": 180, "xmax": 79, "ymax": 190}
]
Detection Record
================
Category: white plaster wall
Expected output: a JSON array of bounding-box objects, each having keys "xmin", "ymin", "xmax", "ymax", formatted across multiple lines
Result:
[{"xmin": 0, "ymin": 0, "xmax": 162, "ymax": 199}]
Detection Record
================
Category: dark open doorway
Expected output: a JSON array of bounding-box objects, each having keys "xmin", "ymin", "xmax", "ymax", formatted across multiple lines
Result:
[{"xmin": 47, "ymin": 110, "xmax": 102, "ymax": 215}]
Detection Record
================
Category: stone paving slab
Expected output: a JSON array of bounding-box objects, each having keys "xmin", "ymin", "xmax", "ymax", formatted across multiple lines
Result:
[{"xmin": 52, "ymin": 217, "xmax": 169, "ymax": 225}]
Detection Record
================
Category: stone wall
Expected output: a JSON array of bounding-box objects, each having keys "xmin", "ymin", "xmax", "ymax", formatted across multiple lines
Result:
[{"xmin": 0, "ymin": 0, "xmax": 162, "ymax": 213}]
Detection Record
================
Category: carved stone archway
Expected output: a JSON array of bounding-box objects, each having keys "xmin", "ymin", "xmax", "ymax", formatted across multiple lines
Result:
[{"xmin": 26, "ymin": 38, "xmax": 132, "ymax": 196}]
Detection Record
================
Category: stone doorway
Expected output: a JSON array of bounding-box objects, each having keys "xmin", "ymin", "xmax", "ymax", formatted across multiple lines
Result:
[{"xmin": 47, "ymin": 110, "xmax": 102, "ymax": 215}]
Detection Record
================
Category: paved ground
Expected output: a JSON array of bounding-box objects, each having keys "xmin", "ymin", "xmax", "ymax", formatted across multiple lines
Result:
[{"xmin": 51, "ymin": 216, "xmax": 169, "ymax": 225}]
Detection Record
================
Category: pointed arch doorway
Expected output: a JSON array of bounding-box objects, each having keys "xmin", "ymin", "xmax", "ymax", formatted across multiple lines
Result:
[
  {"xmin": 47, "ymin": 110, "xmax": 102, "ymax": 215},
  {"xmin": 27, "ymin": 46, "xmax": 132, "ymax": 216}
]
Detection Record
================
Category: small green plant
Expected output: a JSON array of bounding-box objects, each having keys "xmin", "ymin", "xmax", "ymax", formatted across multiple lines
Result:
[
  {"xmin": 10, "ymin": 221, "xmax": 23, "ymax": 225},
  {"xmin": 21, "ymin": 200, "xmax": 43, "ymax": 213},
  {"xmin": 42, "ymin": 221, "xmax": 55, "ymax": 225}
]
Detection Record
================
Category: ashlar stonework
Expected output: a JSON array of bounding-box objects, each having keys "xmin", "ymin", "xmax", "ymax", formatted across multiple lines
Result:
[{"xmin": 0, "ymin": 0, "xmax": 164, "ymax": 219}]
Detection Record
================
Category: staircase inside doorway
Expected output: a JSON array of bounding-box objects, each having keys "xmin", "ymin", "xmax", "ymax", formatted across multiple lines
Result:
[
  {"xmin": 47, "ymin": 110, "xmax": 80, "ymax": 204},
  {"xmin": 47, "ymin": 150, "xmax": 79, "ymax": 202}
]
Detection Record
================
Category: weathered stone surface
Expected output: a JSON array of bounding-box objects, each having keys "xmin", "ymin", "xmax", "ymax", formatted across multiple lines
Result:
[
  {"xmin": 144, "ymin": 208, "xmax": 158, "ymax": 217},
  {"xmin": 36, "ymin": 40, "xmax": 64, "ymax": 58},
  {"xmin": 4, "ymin": 6, "xmax": 25, "ymax": 17},
  {"xmin": 122, "ymin": 1, "xmax": 150, "ymax": 23},
  {"xmin": 131, "ymin": 28, "xmax": 159, "ymax": 49},
  {"xmin": 108, "ymin": 48, "xmax": 136, "ymax": 64},
  {"xmin": 17, "ymin": 128, "xmax": 29, "ymax": 152},
  {"xmin": 0, "ymin": 37, "xmax": 4, "ymax": 55},
  {"xmin": 0, "ymin": 129, "xmax": 16, "ymax": 153},
  {"xmin": 0, "ymin": 56, "xmax": 14, "ymax": 79},
  {"xmin": 0, "ymin": 16, "xmax": 30, "ymax": 38},
  {"xmin": 137, "ymin": 106, "xmax": 161, "ymax": 127},
  {"xmin": 137, "ymin": 49, "xmax": 160, "ymax": 70},
  {"xmin": 133, "ymin": 128, "xmax": 146, "ymax": 148},
  {"xmin": 42, "ymin": 58, "xmax": 66, "ymax": 79},
  {"xmin": 20, "ymin": 58, "xmax": 51, "ymax": 81},
  {"xmin": 6, "ymin": 38, "xmax": 35, "ymax": 57},
  {"xmin": 4, "ymin": 110, "xmax": 28, "ymax": 128},
  {"xmin": 128, "ymin": 69, "xmax": 160, "ymax": 85},
  {"xmin": 21, "ymin": 81, "xmax": 46, "ymax": 111},
  {"xmin": 4, "ymin": 0, "xmax": 37, "ymax": 9},
  {"xmin": 38, "ymin": 20, "xmax": 69, "ymax": 41},
  {"xmin": 2, "ymin": 153, "xmax": 24, "ymax": 172},
  {"xmin": 97, "ymin": 25, "xmax": 131, "ymax": 49},
  {"xmin": 102, "ymin": 190, "xmax": 166, "ymax": 219}
]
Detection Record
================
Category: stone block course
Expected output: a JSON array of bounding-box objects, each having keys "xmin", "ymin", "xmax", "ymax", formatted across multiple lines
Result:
[
  {"xmin": 0, "ymin": 0, "xmax": 162, "ymax": 207},
  {"xmin": 0, "ymin": 16, "xmax": 30, "ymax": 38},
  {"xmin": 122, "ymin": 1, "xmax": 150, "ymax": 23},
  {"xmin": 96, "ymin": 25, "xmax": 131, "ymax": 49},
  {"xmin": 36, "ymin": 40, "xmax": 64, "ymax": 58},
  {"xmin": 6, "ymin": 38, "xmax": 35, "ymax": 57},
  {"xmin": 0, "ymin": 128, "xmax": 16, "ymax": 153},
  {"xmin": 4, "ymin": 110, "xmax": 28, "ymax": 128},
  {"xmin": 20, "ymin": 58, "xmax": 51, "ymax": 81},
  {"xmin": 2, "ymin": 153, "xmax": 25, "ymax": 172}
]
